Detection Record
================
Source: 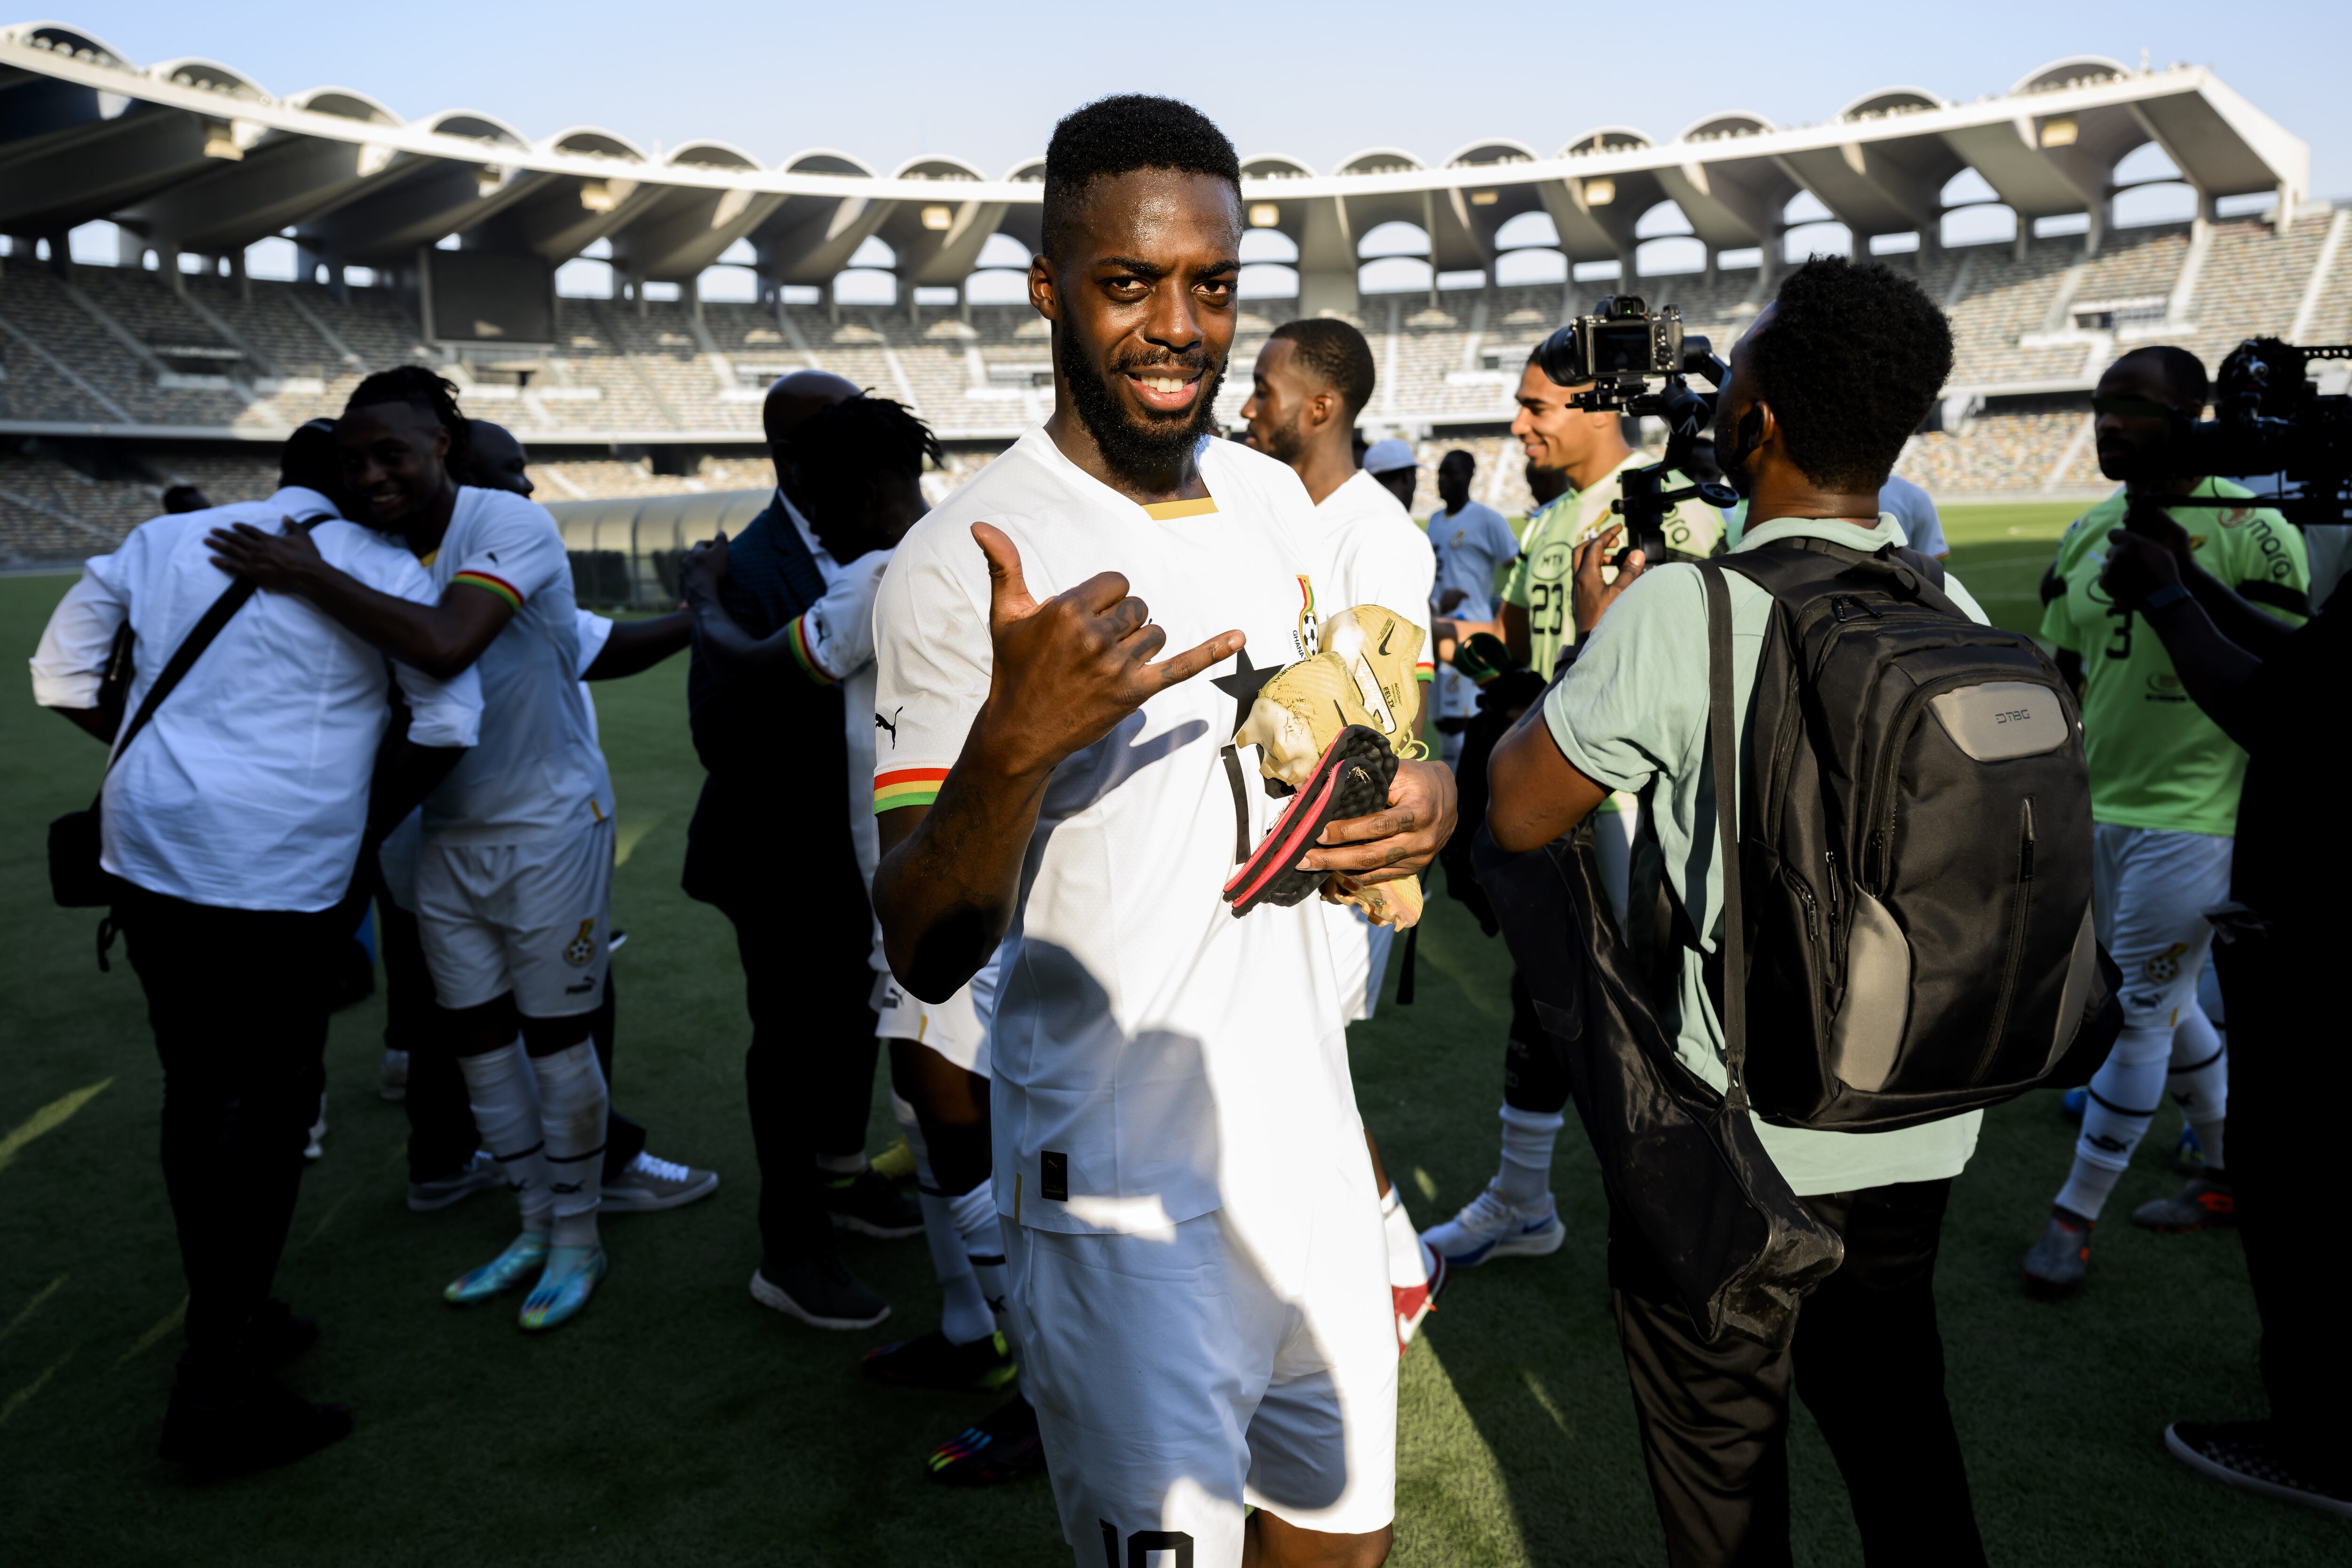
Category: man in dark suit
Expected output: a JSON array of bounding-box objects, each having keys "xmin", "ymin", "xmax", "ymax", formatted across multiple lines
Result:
[{"xmin": 681, "ymin": 372, "xmax": 918, "ymax": 1329}]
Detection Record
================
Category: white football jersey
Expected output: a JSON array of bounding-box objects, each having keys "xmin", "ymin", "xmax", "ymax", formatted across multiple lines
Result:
[
  {"xmin": 421, "ymin": 486, "xmax": 612, "ymax": 844},
  {"xmin": 871, "ymin": 428, "xmax": 1359, "ymax": 1235}
]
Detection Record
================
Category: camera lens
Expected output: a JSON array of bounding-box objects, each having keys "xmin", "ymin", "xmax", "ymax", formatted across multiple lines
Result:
[{"xmin": 1534, "ymin": 324, "xmax": 1582, "ymax": 389}]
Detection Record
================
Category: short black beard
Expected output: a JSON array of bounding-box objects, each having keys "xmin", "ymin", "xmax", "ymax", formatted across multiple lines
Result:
[
  {"xmin": 1058, "ymin": 327, "xmax": 1227, "ymax": 486},
  {"xmin": 1253, "ymin": 413, "xmax": 1306, "ymax": 467}
]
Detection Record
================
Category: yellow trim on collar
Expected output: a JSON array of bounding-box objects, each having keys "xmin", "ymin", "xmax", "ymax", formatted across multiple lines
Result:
[{"xmin": 1141, "ymin": 496, "xmax": 1217, "ymax": 520}]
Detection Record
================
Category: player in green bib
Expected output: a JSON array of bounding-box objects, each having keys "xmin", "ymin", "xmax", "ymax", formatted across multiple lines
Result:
[
  {"xmin": 1419, "ymin": 349, "xmax": 1722, "ymax": 1277},
  {"xmin": 2023, "ymin": 345, "xmax": 2310, "ymax": 1296}
]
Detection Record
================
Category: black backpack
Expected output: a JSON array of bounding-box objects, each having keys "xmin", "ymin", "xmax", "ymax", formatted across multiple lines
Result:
[{"xmin": 1691, "ymin": 541, "xmax": 2107, "ymax": 1132}]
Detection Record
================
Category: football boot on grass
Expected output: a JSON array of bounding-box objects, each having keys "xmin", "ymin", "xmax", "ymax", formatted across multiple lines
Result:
[
  {"xmin": 2131, "ymin": 1174, "xmax": 2233, "ymax": 1232},
  {"xmin": 445, "ymin": 1231, "xmax": 548, "ymax": 1305},
  {"xmin": 864, "ymin": 1329, "xmax": 1018, "ymax": 1393},
  {"xmin": 2022, "ymin": 1207, "xmax": 2093, "ymax": 1296}
]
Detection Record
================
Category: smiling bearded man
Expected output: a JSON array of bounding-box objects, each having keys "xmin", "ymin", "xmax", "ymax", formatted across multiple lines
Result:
[{"xmin": 867, "ymin": 95, "xmax": 1454, "ymax": 1568}]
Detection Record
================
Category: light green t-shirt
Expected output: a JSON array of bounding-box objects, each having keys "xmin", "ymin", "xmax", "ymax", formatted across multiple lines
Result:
[
  {"xmin": 1503, "ymin": 451, "xmax": 1724, "ymax": 681},
  {"xmin": 2038, "ymin": 479, "xmax": 2308, "ymax": 837},
  {"xmin": 1541, "ymin": 513, "xmax": 1987, "ymax": 1196}
]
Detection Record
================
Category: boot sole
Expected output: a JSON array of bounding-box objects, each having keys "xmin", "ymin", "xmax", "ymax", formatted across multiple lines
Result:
[
  {"xmin": 750, "ymin": 1269, "xmax": 890, "ymax": 1331},
  {"xmin": 2166, "ymin": 1425, "xmax": 2352, "ymax": 1520},
  {"xmin": 1223, "ymin": 725, "xmax": 1397, "ymax": 916}
]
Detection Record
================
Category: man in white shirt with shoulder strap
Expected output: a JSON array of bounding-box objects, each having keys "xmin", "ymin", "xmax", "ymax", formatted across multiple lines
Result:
[{"xmin": 31, "ymin": 420, "xmax": 481, "ymax": 1476}]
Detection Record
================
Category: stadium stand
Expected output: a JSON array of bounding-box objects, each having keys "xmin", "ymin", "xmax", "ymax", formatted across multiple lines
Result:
[{"xmin": 4, "ymin": 27, "xmax": 2339, "ymax": 572}]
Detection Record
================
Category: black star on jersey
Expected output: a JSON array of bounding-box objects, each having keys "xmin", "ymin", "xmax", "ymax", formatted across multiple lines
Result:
[{"xmin": 1213, "ymin": 647, "xmax": 1277, "ymax": 736}]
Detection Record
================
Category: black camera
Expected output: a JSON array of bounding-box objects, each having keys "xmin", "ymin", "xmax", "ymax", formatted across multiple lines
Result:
[
  {"xmin": 1533, "ymin": 296, "xmax": 1739, "ymax": 562},
  {"xmin": 1535, "ymin": 296, "xmax": 1688, "ymax": 408},
  {"xmin": 2162, "ymin": 338, "xmax": 2352, "ymax": 530}
]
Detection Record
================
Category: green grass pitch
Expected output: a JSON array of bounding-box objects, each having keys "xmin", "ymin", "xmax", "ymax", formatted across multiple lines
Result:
[{"xmin": 2, "ymin": 502, "xmax": 2341, "ymax": 1564}]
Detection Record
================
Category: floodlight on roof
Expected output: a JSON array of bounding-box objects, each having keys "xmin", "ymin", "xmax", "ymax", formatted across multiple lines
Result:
[
  {"xmin": 1248, "ymin": 203, "xmax": 1280, "ymax": 228},
  {"xmin": 1584, "ymin": 178, "xmax": 1616, "ymax": 207},
  {"xmin": 2040, "ymin": 117, "xmax": 2079, "ymax": 149},
  {"xmin": 921, "ymin": 204, "xmax": 954, "ymax": 231},
  {"xmin": 1470, "ymin": 190, "xmax": 1498, "ymax": 207},
  {"xmin": 580, "ymin": 179, "xmax": 628, "ymax": 212}
]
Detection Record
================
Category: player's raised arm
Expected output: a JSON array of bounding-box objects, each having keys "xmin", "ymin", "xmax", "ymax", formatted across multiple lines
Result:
[{"xmin": 873, "ymin": 523, "xmax": 1240, "ymax": 1002}]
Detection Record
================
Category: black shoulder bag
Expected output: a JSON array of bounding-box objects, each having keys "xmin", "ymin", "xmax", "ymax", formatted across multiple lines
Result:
[
  {"xmin": 1471, "ymin": 564, "xmax": 1846, "ymax": 1348},
  {"xmin": 48, "ymin": 527, "xmax": 322, "ymax": 911}
]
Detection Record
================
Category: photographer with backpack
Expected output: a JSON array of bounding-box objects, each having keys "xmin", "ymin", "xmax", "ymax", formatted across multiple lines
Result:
[{"xmin": 1484, "ymin": 258, "xmax": 2092, "ymax": 1567}]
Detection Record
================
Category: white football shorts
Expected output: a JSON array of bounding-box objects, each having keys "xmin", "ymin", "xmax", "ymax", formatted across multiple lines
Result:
[
  {"xmin": 1005, "ymin": 1154, "xmax": 1398, "ymax": 1566},
  {"xmin": 1321, "ymin": 899, "xmax": 1393, "ymax": 1025},
  {"xmin": 874, "ymin": 973, "xmax": 993, "ymax": 1078},
  {"xmin": 2092, "ymin": 822, "xmax": 2233, "ymax": 1030},
  {"xmin": 414, "ymin": 817, "xmax": 614, "ymax": 1017}
]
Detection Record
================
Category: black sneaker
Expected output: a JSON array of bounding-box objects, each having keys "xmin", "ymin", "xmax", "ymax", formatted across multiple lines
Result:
[
  {"xmin": 2166, "ymin": 1420, "xmax": 2352, "ymax": 1519},
  {"xmin": 750, "ymin": 1258, "xmax": 890, "ymax": 1330},
  {"xmin": 243, "ymin": 1301, "xmax": 318, "ymax": 1372},
  {"xmin": 159, "ymin": 1368, "xmax": 352, "ymax": 1478},
  {"xmin": 823, "ymin": 1167, "xmax": 924, "ymax": 1239},
  {"xmin": 864, "ymin": 1329, "xmax": 1017, "ymax": 1393},
  {"xmin": 927, "ymin": 1395, "xmax": 1046, "ymax": 1486}
]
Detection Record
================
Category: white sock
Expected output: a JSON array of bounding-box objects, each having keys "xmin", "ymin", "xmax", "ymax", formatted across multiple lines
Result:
[
  {"xmin": 1495, "ymin": 1103, "xmax": 1563, "ymax": 1207},
  {"xmin": 2056, "ymin": 1021, "xmax": 2170, "ymax": 1220},
  {"xmin": 459, "ymin": 1040, "xmax": 552, "ymax": 1229},
  {"xmin": 898, "ymin": 1105, "xmax": 993, "ymax": 1345},
  {"xmin": 1380, "ymin": 1185, "xmax": 1429, "ymax": 1292},
  {"xmin": 950, "ymin": 1181, "xmax": 1016, "ymax": 1365},
  {"xmin": 2167, "ymin": 1003, "xmax": 2227, "ymax": 1171},
  {"xmin": 530, "ymin": 1042, "xmax": 608, "ymax": 1250}
]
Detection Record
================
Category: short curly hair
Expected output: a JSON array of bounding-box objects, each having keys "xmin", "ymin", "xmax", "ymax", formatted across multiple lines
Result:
[
  {"xmin": 1270, "ymin": 318, "xmax": 1376, "ymax": 421},
  {"xmin": 343, "ymin": 365, "xmax": 471, "ymax": 476},
  {"xmin": 1748, "ymin": 256, "xmax": 1953, "ymax": 492},
  {"xmin": 1042, "ymin": 95, "xmax": 1240, "ymax": 262}
]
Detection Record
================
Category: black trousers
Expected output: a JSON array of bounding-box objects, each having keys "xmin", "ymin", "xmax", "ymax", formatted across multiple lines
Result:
[
  {"xmin": 121, "ymin": 888, "xmax": 341, "ymax": 1371},
  {"xmin": 2215, "ymin": 927, "xmax": 2345, "ymax": 1485},
  {"xmin": 380, "ymin": 895, "xmax": 643, "ymax": 1184},
  {"xmin": 724, "ymin": 877, "xmax": 880, "ymax": 1264},
  {"xmin": 1502, "ymin": 969, "xmax": 1572, "ymax": 1115},
  {"xmin": 1608, "ymin": 1178, "xmax": 1985, "ymax": 1568}
]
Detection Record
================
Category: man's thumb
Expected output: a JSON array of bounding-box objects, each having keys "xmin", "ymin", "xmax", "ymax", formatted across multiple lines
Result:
[{"xmin": 972, "ymin": 522, "xmax": 1035, "ymax": 619}]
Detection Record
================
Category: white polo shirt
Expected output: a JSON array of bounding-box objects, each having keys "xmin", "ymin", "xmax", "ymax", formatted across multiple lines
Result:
[
  {"xmin": 30, "ymin": 488, "xmax": 482, "ymax": 913},
  {"xmin": 871, "ymin": 428, "xmax": 1357, "ymax": 1235}
]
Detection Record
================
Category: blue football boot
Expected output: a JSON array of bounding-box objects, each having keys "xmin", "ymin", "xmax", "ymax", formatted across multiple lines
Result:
[
  {"xmin": 445, "ymin": 1231, "xmax": 548, "ymax": 1305},
  {"xmin": 519, "ymin": 1244, "xmax": 607, "ymax": 1331}
]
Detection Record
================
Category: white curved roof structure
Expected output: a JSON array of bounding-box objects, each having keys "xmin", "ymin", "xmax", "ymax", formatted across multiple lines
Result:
[{"xmin": 0, "ymin": 26, "xmax": 2310, "ymax": 319}]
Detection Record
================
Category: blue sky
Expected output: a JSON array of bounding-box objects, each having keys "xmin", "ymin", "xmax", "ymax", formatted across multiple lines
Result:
[{"xmin": 56, "ymin": 1, "xmax": 2351, "ymax": 197}]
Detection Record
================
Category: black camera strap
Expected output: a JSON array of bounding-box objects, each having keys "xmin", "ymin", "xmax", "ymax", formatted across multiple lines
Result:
[{"xmin": 1698, "ymin": 562, "xmax": 1748, "ymax": 1112}]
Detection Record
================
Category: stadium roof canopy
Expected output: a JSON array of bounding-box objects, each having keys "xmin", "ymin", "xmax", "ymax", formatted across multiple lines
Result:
[{"xmin": 0, "ymin": 24, "xmax": 2311, "ymax": 320}]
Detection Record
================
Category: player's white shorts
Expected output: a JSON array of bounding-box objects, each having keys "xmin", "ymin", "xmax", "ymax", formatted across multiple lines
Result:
[
  {"xmin": 1006, "ymin": 1154, "xmax": 1398, "ymax": 1566},
  {"xmin": 414, "ymin": 818, "xmax": 614, "ymax": 1016},
  {"xmin": 2092, "ymin": 822, "xmax": 2233, "ymax": 1030},
  {"xmin": 1432, "ymin": 663, "xmax": 1473, "ymax": 762},
  {"xmin": 1322, "ymin": 900, "xmax": 1393, "ymax": 1025},
  {"xmin": 874, "ymin": 973, "xmax": 993, "ymax": 1078}
]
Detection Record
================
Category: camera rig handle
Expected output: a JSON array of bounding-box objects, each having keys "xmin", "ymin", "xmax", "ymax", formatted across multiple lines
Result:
[{"xmin": 1605, "ymin": 340, "xmax": 1740, "ymax": 565}]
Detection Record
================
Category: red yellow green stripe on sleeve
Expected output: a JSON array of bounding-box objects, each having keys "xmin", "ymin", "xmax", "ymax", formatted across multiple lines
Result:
[
  {"xmin": 451, "ymin": 570, "xmax": 523, "ymax": 612},
  {"xmin": 785, "ymin": 613, "xmax": 836, "ymax": 685},
  {"xmin": 875, "ymin": 766, "xmax": 950, "ymax": 812}
]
